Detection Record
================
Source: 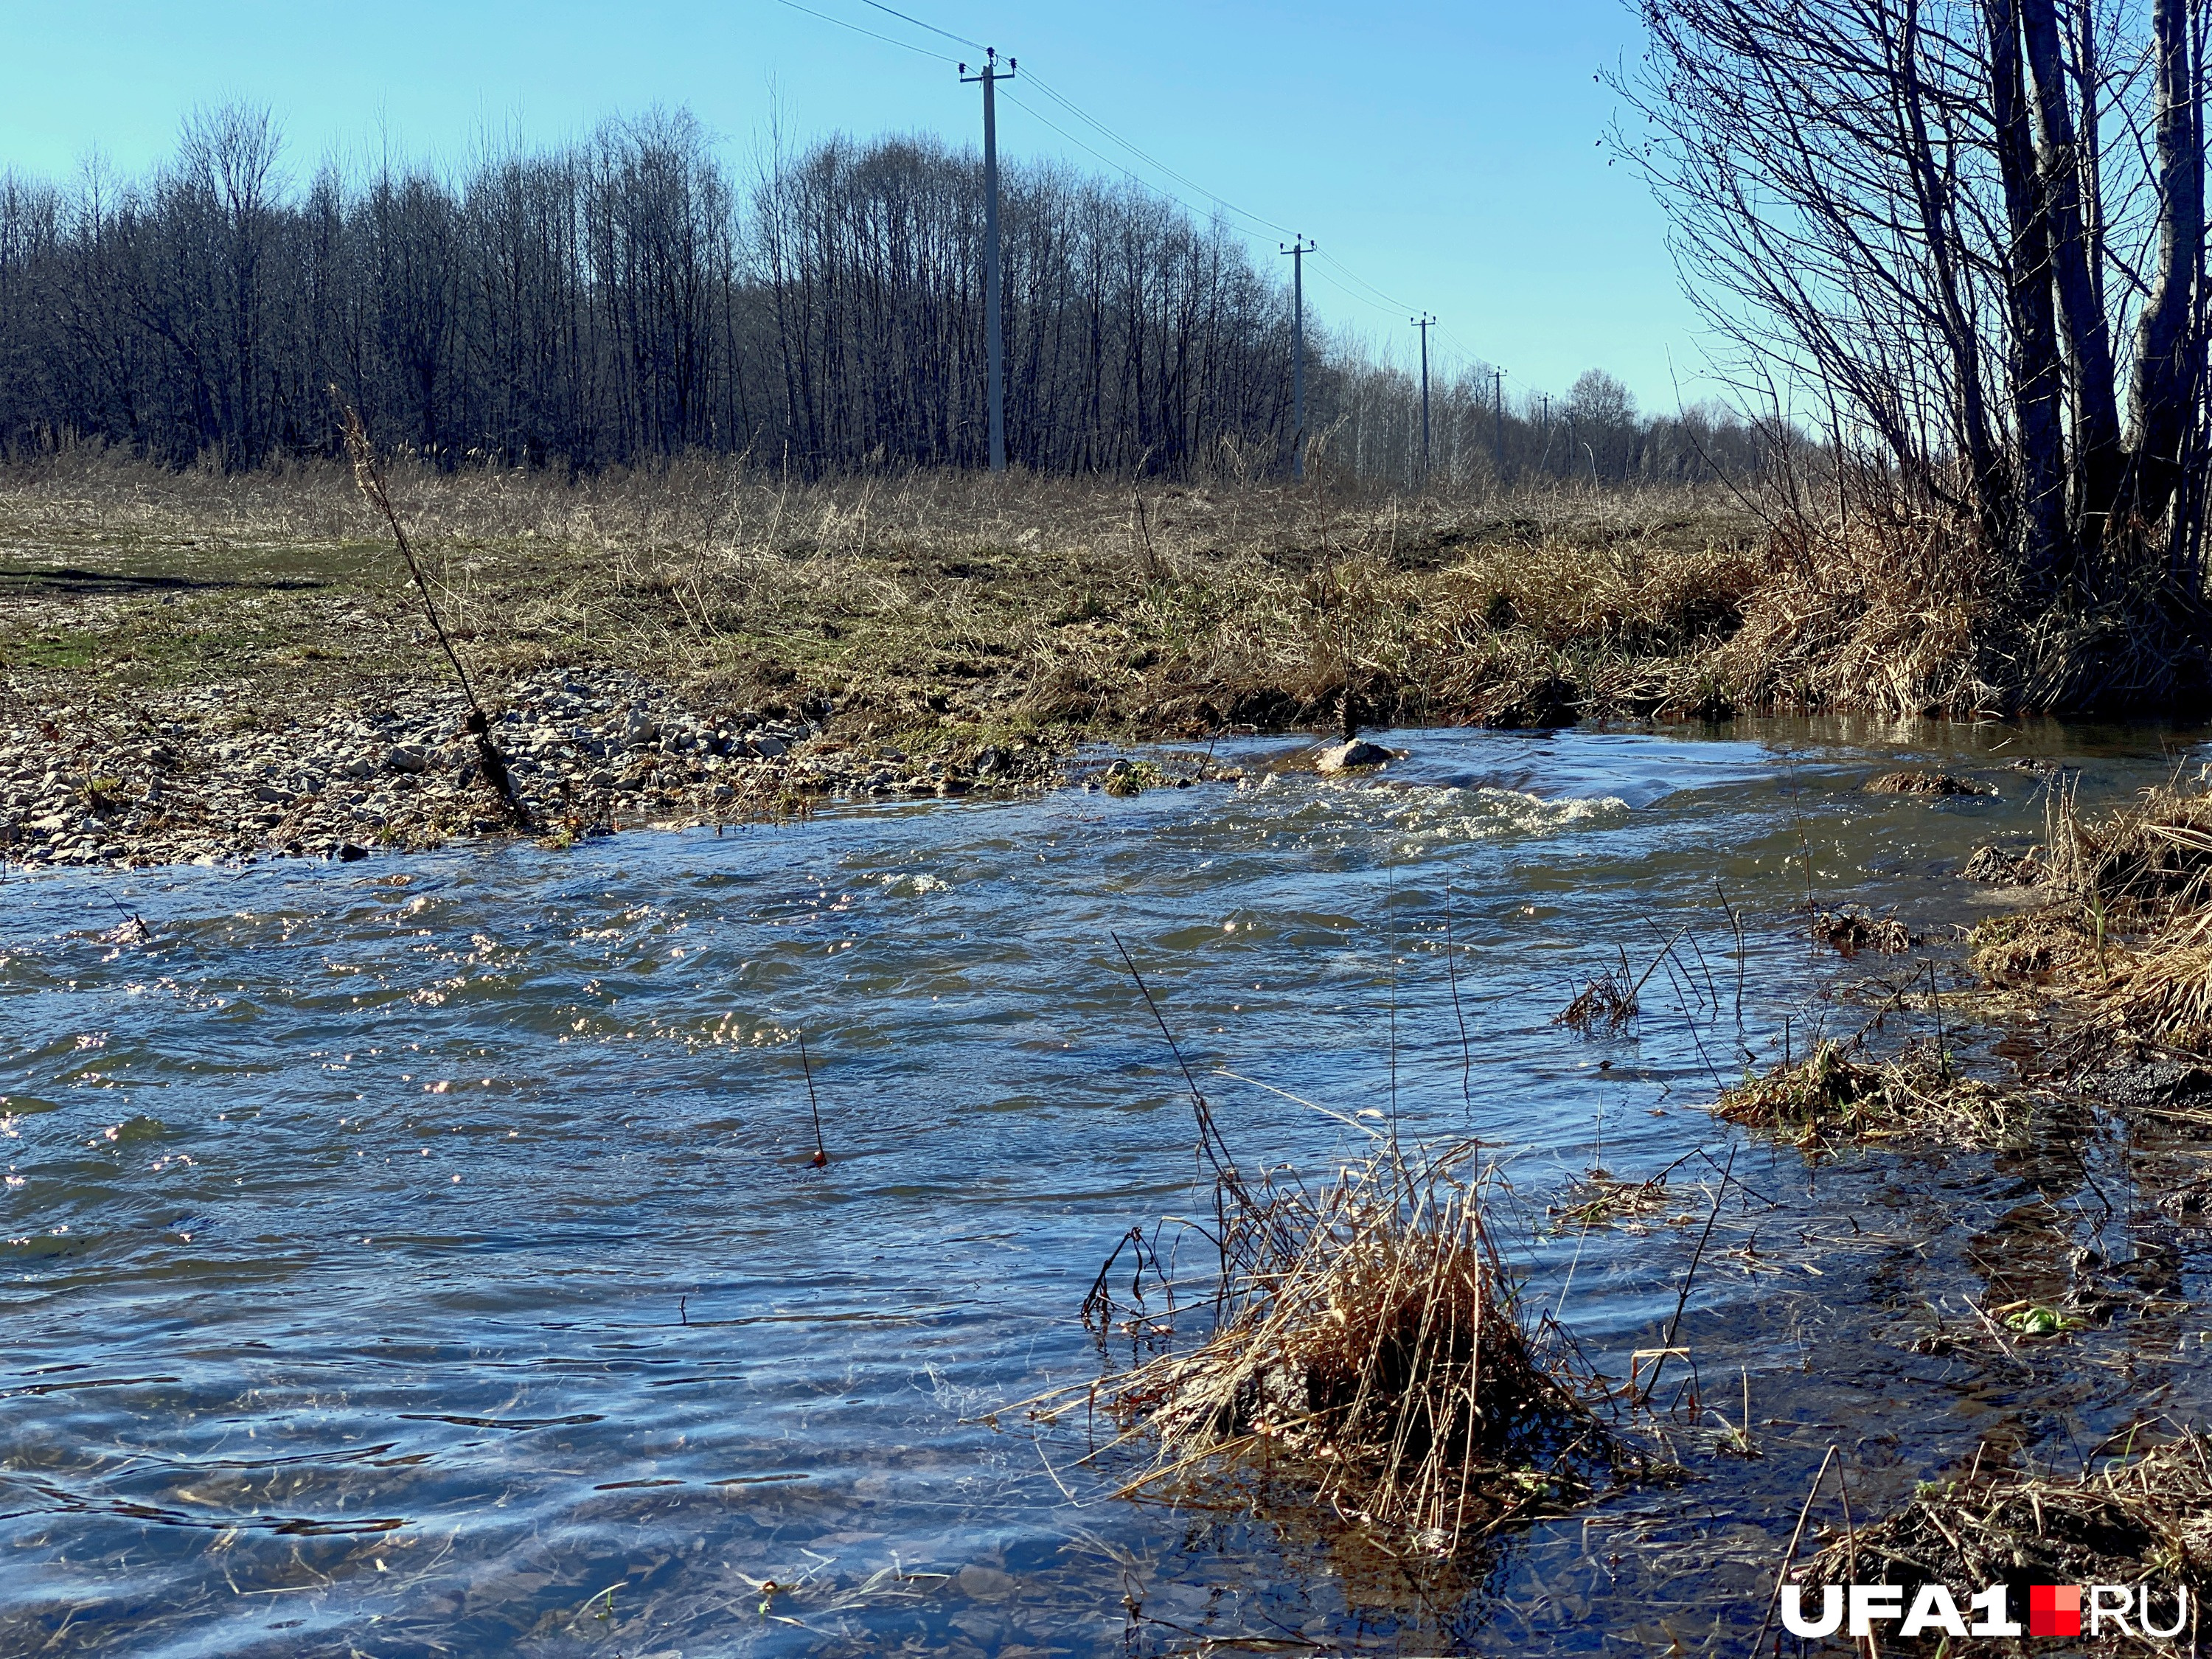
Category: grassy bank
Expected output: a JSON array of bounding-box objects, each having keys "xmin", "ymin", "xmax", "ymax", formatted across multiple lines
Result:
[
  {"xmin": 6, "ymin": 450, "xmax": 2196, "ymax": 743},
  {"xmin": 0, "ymin": 449, "xmax": 1771, "ymax": 745},
  {"xmin": 1, "ymin": 448, "xmax": 2200, "ymax": 867},
  {"xmin": 24, "ymin": 442, "xmax": 2183, "ymax": 731}
]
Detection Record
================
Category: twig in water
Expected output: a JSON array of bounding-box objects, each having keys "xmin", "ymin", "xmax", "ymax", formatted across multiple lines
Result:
[
  {"xmin": 1386, "ymin": 861, "xmax": 1399, "ymax": 1129},
  {"xmin": 1110, "ymin": 932, "xmax": 1238, "ymax": 1183},
  {"xmin": 1753, "ymin": 1443, "xmax": 1843, "ymax": 1657},
  {"xmin": 1637, "ymin": 1144, "xmax": 1734, "ymax": 1406},
  {"xmin": 1926, "ymin": 958, "xmax": 1950, "ymax": 1079},
  {"xmin": 1715, "ymin": 880, "xmax": 1747, "ymax": 1027},
  {"xmin": 1443, "ymin": 880, "xmax": 1474, "ymax": 1116},
  {"xmin": 800, "ymin": 1032, "xmax": 827, "ymax": 1167},
  {"xmin": 336, "ymin": 398, "xmax": 532, "ymax": 833}
]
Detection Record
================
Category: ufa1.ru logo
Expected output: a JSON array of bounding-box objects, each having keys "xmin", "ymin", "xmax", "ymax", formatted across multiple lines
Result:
[{"xmin": 1782, "ymin": 1582, "xmax": 2189, "ymax": 1640}]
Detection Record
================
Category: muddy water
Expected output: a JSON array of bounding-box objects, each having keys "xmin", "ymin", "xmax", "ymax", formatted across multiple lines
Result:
[{"xmin": 3, "ymin": 717, "xmax": 2208, "ymax": 1657}]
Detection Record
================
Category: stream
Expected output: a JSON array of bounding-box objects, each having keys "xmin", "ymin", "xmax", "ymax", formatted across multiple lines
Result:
[{"xmin": 4, "ymin": 715, "xmax": 2208, "ymax": 1657}]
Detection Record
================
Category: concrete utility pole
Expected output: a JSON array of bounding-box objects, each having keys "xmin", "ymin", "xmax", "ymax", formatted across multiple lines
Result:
[
  {"xmin": 1489, "ymin": 367, "xmax": 1506, "ymax": 481},
  {"xmin": 960, "ymin": 48, "xmax": 1015, "ymax": 472},
  {"xmin": 1411, "ymin": 313, "xmax": 1435, "ymax": 483},
  {"xmin": 1281, "ymin": 236, "xmax": 1315, "ymax": 479}
]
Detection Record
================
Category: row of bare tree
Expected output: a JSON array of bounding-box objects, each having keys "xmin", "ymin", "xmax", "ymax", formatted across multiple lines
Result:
[
  {"xmin": 1624, "ymin": 0, "xmax": 2210, "ymax": 590},
  {"xmin": 0, "ymin": 105, "xmax": 1775, "ymax": 487}
]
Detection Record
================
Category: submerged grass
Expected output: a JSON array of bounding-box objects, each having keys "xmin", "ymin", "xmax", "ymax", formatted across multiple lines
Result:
[{"xmin": 1714, "ymin": 1038, "xmax": 2025, "ymax": 1150}]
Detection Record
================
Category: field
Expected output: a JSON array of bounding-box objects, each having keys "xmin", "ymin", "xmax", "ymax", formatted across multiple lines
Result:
[
  {"xmin": 0, "ymin": 449, "xmax": 1774, "ymax": 738},
  {"xmin": 0, "ymin": 447, "xmax": 2184, "ymax": 870}
]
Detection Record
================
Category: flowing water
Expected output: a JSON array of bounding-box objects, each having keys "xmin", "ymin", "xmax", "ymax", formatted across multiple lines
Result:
[{"xmin": 4, "ymin": 717, "xmax": 2210, "ymax": 1657}]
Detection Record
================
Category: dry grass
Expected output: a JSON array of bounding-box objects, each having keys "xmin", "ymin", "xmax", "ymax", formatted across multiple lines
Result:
[
  {"xmin": 1970, "ymin": 778, "xmax": 2212, "ymax": 1053},
  {"xmin": 1714, "ymin": 1038, "xmax": 2025, "ymax": 1149},
  {"xmin": 1811, "ymin": 1429, "xmax": 2212, "ymax": 1609},
  {"xmin": 0, "ymin": 447, "xmax": 1764, "ymax": 745},
  {"xmin": 2103, "ymin": 914, "xmax": 2212, "ymax": 1054},
  {"xmin": 2043, "ymin": 776, "xmax": 2212, "ymax": 914},
  {"xmin": 5, "ymin": 445, "xmax": 2200, "ymax": 753},
  {"xmin": 1076, "ymin": 1138, "xmax": 1615, "ymax": 1556},
  {"xmin": 1970, "ymin": 907, "xmax": 2104, "ymax": 986}
]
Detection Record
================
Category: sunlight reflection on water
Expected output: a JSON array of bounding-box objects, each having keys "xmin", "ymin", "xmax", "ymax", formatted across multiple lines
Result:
[{"xmin": 0, "ymin": 716, "xmax": 2198, "ymax": 1655}]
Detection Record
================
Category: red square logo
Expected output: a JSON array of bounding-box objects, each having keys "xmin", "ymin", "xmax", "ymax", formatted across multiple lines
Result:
[{"xmin": 2030, "ymin": 1585, "xmax": 2082, "ymax": 1638}]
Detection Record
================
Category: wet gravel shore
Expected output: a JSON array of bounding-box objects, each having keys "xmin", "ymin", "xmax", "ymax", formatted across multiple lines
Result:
[{"xmin": 0, "ymin": 668, "xmax": 1068, "ymax": 872}]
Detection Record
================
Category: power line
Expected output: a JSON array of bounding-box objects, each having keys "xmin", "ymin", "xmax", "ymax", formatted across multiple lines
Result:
[
  {"xmin": 852, "ymin": 0, "xmax": 986, "ymax": 50},
  {"xmin": 997, "ymin": 87, "xmax": 1291, "ymax": 264},
  {"xmin": 1316, "ymin": 250, "xmax": 1415, "ymax": 316},
  {"xmin": 1014, "ymin": 71, "xmax": 1441, "ymax": 352},
  {"xmin": 1306, "ymin": 263, "xmax": 1408, "ymax": 321},
  {"xmin": 1020, "ymin": 72, "xmax": 1294, "ymax": 239},
  {"xmin": 771, "ymin": 0, "xmax": 959, "ymax": 61},
  {"xmin": 993, "ymin": 89, "xmax": 1175, "ymax": 198}
]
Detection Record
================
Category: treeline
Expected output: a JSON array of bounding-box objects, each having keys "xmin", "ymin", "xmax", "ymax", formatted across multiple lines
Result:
[{"xmin": 0, "ymin": 102, "xmax": 1774, "ymax": 486}]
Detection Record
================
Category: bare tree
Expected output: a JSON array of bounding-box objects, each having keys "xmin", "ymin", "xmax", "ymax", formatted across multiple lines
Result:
[{"xmin": 1618, "ymin": 0, "xmax": 2209, "ymax": 590}]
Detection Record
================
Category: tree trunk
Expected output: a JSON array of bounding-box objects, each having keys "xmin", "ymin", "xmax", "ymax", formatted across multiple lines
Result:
[
  {"xmin": 2020, "ymin": 0, "xmax": 2125, "ymax": 546},
  {"xmin": 1988, "ymin": 0, "xmax": 2069, "ymax": 588},
  {"xmin": 2124, "ymin": 0, "xmax": 2205, "ymax": 529}
]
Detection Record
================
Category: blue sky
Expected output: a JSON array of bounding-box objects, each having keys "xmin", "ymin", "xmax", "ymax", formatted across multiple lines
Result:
[{"xmin": 0, "ymin": 0, "xmax": 1708, "ymax": 411}]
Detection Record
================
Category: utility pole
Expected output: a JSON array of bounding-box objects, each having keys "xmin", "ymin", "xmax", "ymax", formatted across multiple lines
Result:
[
  {"xmin": 1411, "ymin": 313, "xmax": 1435, "ymax": 484},
  {"xmin": 1490, "ymin": 367, "xmax": 1507, "ymax": 483},
  {"xmin": 960, "ymin": 48, "xmax": 1015, "ymax": 472},
  {"xmin": 1281, "ymin": 236, "xmax": 1315, "ymax": 480}
]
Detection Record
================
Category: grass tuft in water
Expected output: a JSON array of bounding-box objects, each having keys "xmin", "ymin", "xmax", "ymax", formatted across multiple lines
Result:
[
  {"xmin": 1714, "ymin": 1039, "xmax": 2024, "ymax": 1149},
  {"xmin": 1809, "ymin": 906, "xmax": 1916, "ymax": 956},
  {"xmin": 1555, "ymin": 956, "xmax": 1641, "ymax": 1034},
  {"xmin": 1864, "ymin": 768, "xmax": 1996, "ymax": 796},
  {"xmin": 1086, "ymin": 1139, "xmax": 1619, "ymax": 1557}
]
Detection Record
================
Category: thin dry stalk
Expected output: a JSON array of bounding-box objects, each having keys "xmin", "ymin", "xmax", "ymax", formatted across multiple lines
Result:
[{"xmin": 337, "ymin": 402, "xmax": 532, "ymax": 832}]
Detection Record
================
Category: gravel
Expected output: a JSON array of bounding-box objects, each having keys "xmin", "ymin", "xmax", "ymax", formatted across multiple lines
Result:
[{"xmin": 0, "ymin": 667, "xmax": 1065, "ymax": 872}]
